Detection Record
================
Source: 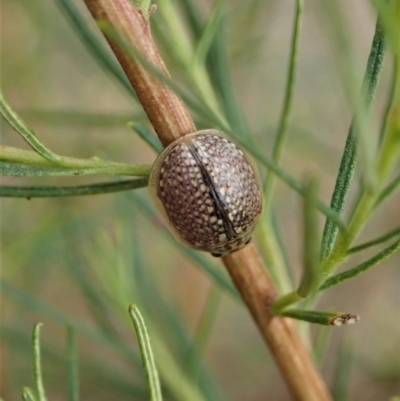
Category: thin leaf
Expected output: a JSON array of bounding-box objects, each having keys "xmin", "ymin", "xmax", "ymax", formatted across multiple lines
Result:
[
  {"xmin": 376, "ymin": 171, "xmax": 400, "ymax": 206},
  {"xmin": 332, "ymin": 342, "xmax": 354, "ymax": 401},
  {"xmin": 319, "ymin": 238, "xmax": 400, "ymax": 291},
  {"xmin": 279, "ymin": 309, "xmax": 360, "ymax": 326},
  {"xmin": 205, "ymin": 14, "xmax": 249, "ymax": 139},
  {"xmin": 21, "ymin": 388, "xmax": 37, "ymax": 401},
  {"xmin": 1, "ymin": 162, "xmax": 87, "ymax": 177},
  {"xmin": 370, "ymin": 0, "xmax": 400, "ymax": 60},
  {"xmin": 127, "ymin": 122, "xmax": 163, "ymax": 153},
  {"xmin": 375, "ymin": 58, "xmax": 400, "ymax": 182},
  {"xmin": 0, "ymin": 145, "xmax": 151, "ymax": 177},
  {"xmin": 193, "ymin": 0, "xmax": 225, "ymax": 68},
  {"xmin": 0, "ymin": 178, "xmax": 148, "ymax": 198},
  {"xmin": 67, "ymin": 325, "xmax": 80, "ymax": 401},
  {"xmin": 32, "ymin": 323, "xmax": 47, "ymax": 401},
  {"xmin": 0, "ymin": 91, "xmax": 60, "ymax": 162},
  {"xmin": 320, "ymin": 17, "xmax": 386, "ymax": 260},
  {"xmin": 186, "ymin": 285, "xmax": 221, "ymax": 382},
  {"xmin": 179, "ymin": 0, "xmax": 203, "ymax": 38},
  {"xmin": 348, "ymin": 226, "xmax": 400, "ymax": 253},
  {"xmin": 298, "ymin": 177, "xmax": 321, "ymax": 297},
  {"xmin": 313, "ymin": 326, "xmax": 333, "ymax": 367},
  {"xmin": 372, "ymin": 3, "xmax": 400, "ymax": 182},
  {"xmin": 19, "ymin": 110, "xmax": 145, "ymax": 127},
  {"xmin": 147, "ymin": 335, "xmax": 208, "ymax": 401},
  {"xmin": 0, "ymin": 162, "xmax": 149, "ymax": 178},
  {"xmin": 56, "ymin": 0, "xmax": 137, "ymax": 98},
  {"xmin": 129, "ymin": 305, "xmax": 163, "ymax": 401},
  {"xmin": 264, "ymin": 0, "xmax": 303, "ymax": 209},
  {"xmin": 258, "ymin": 197, "xmax": 296, "ymax": 293}
]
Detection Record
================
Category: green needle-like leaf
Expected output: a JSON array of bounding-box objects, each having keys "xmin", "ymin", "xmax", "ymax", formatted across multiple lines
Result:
[
  {"xmin": 57, "ymin": 0, "xmax": 137, "ymax": 98},
  {"xmin": 21, "ymin": 387, "xmax": 37, "ymax": 401},
  {"xmin": 0, "ymin": 178, "xmax": 148, "ymax": 198},
  {"xmin": 371, "ymin": 0, "xmax": 400, "ymax": 59},
  {"xmin": 186, "ymin": 285, "xmax": 221, "ymax": 382},
  {"xmin": 376, "ymin": 172, "xmax": 400, "ymax": 206},
  {"xmin": 264, "ymin": 0, "xmax": 303, "ymax": 209},
  {"xmin": 332, "ymin": 342, "xmax": 354, "ymax": 401},
  {"xmin": 320, "ymin": 17, "xmax": 386, "ymax": 260},
  {"xmin": 0, "ymin": 92, "xmax": 60, "ymax": 162},
  {"xmin": 67, "ymin": 325, "xmax": 80, "ymax": 401},
  {"xmin": 279, "ymin": 309, "xmax": 360, "ymax": 326},
  {"xmin": 298, "ymin": 177, "xmax": 321, "ymax": 298},
  {"xmin": 348, "ymin": 226, "xmax": 400, "ymax": 253},
  {"xmin": 192, "ymin": 0, "xmax": 224, "ymax": 68},
  {"xmin": 129, "ymin": 305, "xmax": 163, "ymax": 401},
  {"xmin": 127, "ymin": 122, "xmax": 163, "ymax": 153},
  {"xmin": 17, "ymin": 109, "xmax": 144, "ymax": 127},
  {"xmin": 0, "ymin": 162, "xmax": 148, "ymax": 178},
  {"xmin": 32, "ymin": 323, "xmax": 47, "ymax": 401},
  {"xmin": 0, "ymin": 146, "xmax": 151, "ymax": 177},
  {"xmin": 319, "ymin": 238, "xmax": 400, "ymax": 291},
  {"xmin": 209, "ymin": 19, "xmax": 249, "ymax": 138},
  {"xmin": 313, "ymin": 327, "xmax": 332, "ymax": 367}
]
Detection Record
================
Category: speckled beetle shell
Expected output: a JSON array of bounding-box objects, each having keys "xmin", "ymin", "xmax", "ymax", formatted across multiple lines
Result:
[{"xmin": 149, "ymin": 130, "xmax": 263, "ymax": 257}]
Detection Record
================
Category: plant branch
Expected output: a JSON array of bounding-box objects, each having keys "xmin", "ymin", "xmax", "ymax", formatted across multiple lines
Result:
[{"xmin": 222, "ymin": 243, "xmax": 332, "ymax": 401}]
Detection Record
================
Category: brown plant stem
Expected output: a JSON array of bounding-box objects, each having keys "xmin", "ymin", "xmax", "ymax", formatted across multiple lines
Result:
[
  {"xmin": 83, "ymin": 0, "xmax": 196, "ymax": 148},
  {"xmin": 82, "ymin": 1, "xmax": 333, "ymax": 400},
  {"xmin": 223, "ymin": 243, "xmax": 332, "ymax": 401}
]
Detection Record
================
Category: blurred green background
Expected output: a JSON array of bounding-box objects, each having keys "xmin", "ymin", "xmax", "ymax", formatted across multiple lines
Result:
[{"xmin": 1, "ymin": 0, "xmax": 399, "ymax": 400}]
